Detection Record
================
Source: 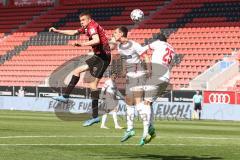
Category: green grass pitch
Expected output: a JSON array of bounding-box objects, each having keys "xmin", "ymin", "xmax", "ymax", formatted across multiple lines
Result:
[{"xmin": 0, "ymin": 110, "xmax": 240, "ymax": 160}]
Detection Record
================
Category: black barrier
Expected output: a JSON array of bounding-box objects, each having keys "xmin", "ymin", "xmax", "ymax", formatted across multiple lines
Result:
[
  {"xmin": 0, "ymin": 86, "xmax": 13, "ymax": 96},
  {"xmin": 172, "ymin": 90, "xmax": 201, "ymax": 102},
  {"xmin": 0, "ymin": 85, "xmax": 198, "ymax": 102}
]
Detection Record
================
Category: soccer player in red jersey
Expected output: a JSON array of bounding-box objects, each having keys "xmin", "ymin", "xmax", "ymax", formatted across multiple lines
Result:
[{"xmin": 49, "ymin": 11, "xmax": 111, "ymax": 126}]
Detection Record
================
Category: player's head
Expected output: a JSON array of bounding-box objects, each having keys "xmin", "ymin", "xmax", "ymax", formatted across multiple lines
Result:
[
  {"xmin": 113, "ymin": 26, "xmax": 128, "ymax": 41},
  {"xmin": 196, "ymin": 90, "xmax": 200, "ymax": 95},
  {"xmin": 79, "ymin": 11, "xmax": 92, "ymax": 28},
  {"xmin": 156, "ymin": 33, "xmax": 167, "ymax": 42}
]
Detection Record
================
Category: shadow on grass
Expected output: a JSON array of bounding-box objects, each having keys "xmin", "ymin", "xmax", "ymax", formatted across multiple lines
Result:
[
  {"xmin": 53, "ymin": 100, "xmax": 91, "ymax": 121},
  {"xmin": 103, "ymin": 154, "xmax": 222, "ymax": 160}
]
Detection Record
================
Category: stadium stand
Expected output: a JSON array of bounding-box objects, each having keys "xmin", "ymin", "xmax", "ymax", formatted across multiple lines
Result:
[
  {"xmin": 0, "ymin": 0, "xmax": 165, "ymax": 88},
  {"xmin": 141, "ymin": 0, "xmax": 240, "ymax": 89},
  {"xmin": 0, "ymin": 5, "xmax": 52, "ymax": 33},
  {"xmin": 13, "ymin": 0, "xmax": 54, "ymax": 6},
  {"xmin": 0, "ymin": 3, "xmax": 53, "ymax": 61},
  {"xmin": 228, "ymin": 81, "xmax": 240, "ymax": 92},
  {"xmin": 0, "ymin": 0, "xmax": 239, "ymax": 91}
]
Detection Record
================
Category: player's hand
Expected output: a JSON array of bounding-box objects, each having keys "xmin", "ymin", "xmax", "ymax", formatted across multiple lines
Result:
[
  {"xmin": 49, "ymin": 27, "xmax": 57, "ymax": 32},
  {"xmin": 172, "ymin": 54, "xmax": 183, "ymax": 65}
]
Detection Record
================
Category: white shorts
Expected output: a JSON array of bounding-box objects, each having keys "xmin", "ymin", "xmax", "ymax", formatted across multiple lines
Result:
[
  {"xmin": 143, "ymin": 81, "xmax": 169, "ymax": 102},
  {"xmin": 125, "ymin": 63, "xmax": 147, "ymax": 95},
  {"xmin": 143, "ymin": 63, "xmax": 170, "ymax": 102},
  {"xmin": 100, "ymin": 93, "xmax": 119, "ymax": 113}
]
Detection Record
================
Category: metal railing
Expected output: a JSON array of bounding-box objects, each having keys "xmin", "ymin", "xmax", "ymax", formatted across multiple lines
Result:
[{"xmin": 189, "ymin": 59, "xmax": 239, "ymax": 90}]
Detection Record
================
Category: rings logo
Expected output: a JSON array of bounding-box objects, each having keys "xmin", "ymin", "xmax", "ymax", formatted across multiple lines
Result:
[
  {"xmin": 209, "ymin": 93, "xmax": 230, "ymax": 104},
  {"xmin": 204, "ymin": 91, "xmax": 236, "ymax": 104}
]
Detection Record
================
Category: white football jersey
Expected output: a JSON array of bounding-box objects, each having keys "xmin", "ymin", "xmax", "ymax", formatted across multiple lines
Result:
[
  {"xmin": 117, "ymin": 40, "xmax": 145, "ymax": 64},
  {"xmin": 148, "ymin": 40, "xmax": 175, "ymax": 67},
  {"xmin": 117, "ymin": 40, "xmax": 147, "ymax": 78},
  {"xmin": 102, "ymin": 79, "xmax": 117, "ymax": 95},
  {"xmin": 143, "ymin": 40, "xmax": 176, "ymax": 81}
]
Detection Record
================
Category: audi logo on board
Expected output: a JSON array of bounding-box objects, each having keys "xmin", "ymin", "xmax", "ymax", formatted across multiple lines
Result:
[{"xmin": 209, "ymin": 93, "xmax": 231, "ymax": 104}]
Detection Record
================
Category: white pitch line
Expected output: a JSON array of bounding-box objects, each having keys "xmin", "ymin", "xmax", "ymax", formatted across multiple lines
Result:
[
  {"xmin": 0, "ymin": 144, "xmax": 223, "ymax": 147},
  {"xmin": 0, "ymin": 135, "xmax": 240, "ymax": 140},
  {"xmin": 0, "ymin": 135, "xmax": 121, "ymax": 139},
  {"xmin": 177, "ymin": 136, "xmax": 240, "ymax": 140}
]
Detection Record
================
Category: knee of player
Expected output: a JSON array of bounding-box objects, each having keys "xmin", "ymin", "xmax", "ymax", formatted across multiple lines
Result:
[{"xmin": 73, "ymin": 69, "xmax": 82, "ymax": 76}]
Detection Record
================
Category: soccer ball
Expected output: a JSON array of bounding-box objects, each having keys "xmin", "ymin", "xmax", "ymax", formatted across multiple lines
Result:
[{"xmin": 130, "ymin": 9, "xmax": 144, "ymax": 22}]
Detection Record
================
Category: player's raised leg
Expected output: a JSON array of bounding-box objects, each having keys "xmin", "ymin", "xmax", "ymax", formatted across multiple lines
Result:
[{"xmin": 52, "ymin": 65, "xmax": 89, "ymax": 103}]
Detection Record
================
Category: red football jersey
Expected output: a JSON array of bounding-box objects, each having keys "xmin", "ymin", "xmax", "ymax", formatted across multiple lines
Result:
[{"xmin": 78, "ymin": 20, "xmax": 110, "ymax": 54}]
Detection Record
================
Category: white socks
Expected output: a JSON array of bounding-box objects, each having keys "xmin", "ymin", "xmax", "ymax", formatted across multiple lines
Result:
[
  {"xmin": 136, "ymin": 102, "xmax": 151, "ymax": 137},
  {"xmin": 101, "ymin": 111, "xmax": 121, "ymax": 128},
  {"xmin": 126, "ymin": 105, "xmax": 135, "ymax": 131},
  {"xmin": 101, "ymin": 114, "xmax": 108, "ymax": 127},
  {"xmin": 112, "ymin": 111, "xmax": 120, "ymax": 127}
]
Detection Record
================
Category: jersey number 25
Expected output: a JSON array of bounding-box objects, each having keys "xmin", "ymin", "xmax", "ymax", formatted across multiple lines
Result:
[{"xmin": 163, "ymin": 47, "xmax": 174, "ymax": 65}]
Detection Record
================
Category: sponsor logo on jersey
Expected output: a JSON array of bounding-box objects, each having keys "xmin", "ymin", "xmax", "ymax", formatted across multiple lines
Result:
[{"xmin": 90, "ymin": 28, "xmax": 96, "ymax": 35}]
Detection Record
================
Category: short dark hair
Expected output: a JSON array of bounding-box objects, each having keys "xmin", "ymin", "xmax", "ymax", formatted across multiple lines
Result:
[
  {"xmin": 79, "ymin": 11, "xmax": 91, "ymax": 18},
  {"xmin": 156, "ymin": 33, "xmax": 167, "ymax": 42},
  {"xmin": 118, "ymin": 26, "xmax": 128, "ymax": 37}
]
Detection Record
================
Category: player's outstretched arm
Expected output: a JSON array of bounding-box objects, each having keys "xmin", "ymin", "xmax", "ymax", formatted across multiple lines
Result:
[
  {"xmin": 49, "ymin": 27, "xmax": 79, "ymax": 36},
  {"xmin": 75, "ymin": 34, "xmax": 100, "ymax": 47}
]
